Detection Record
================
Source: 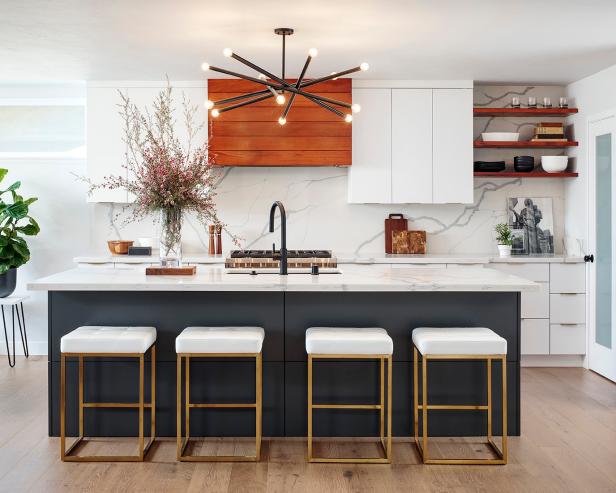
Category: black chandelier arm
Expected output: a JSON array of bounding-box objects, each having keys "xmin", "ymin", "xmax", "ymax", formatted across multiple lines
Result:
[
  {"xmin": 303, "ymin": 94, "xmax": 345, "ymax": 118},
  {"xmin": 208, "ymin": 66, "xmax": 282, "ymax": 89},
  {"xmin": 212, "ymin": 89, "xmax": 272, "ymax": 107},
  {"xmin": 217, "ymin": 93, "xmax": 274, "ymax": 113},
  {"xmin": 297, "ymin": 91, "xmax": 352, "ymax": 110},
  {"xmin": 229, "ymin": 53, "xmax": 288, "ymax": 88},
  {"xmin": 301, "ymin": 66, "xmax": 364, "ymax": 88},
  {"xmin": 281, "ymin": 55, "xmax": 313, "ymax": 120}
]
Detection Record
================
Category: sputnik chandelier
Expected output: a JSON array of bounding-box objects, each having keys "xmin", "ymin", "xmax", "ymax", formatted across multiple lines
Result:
[{"xmin": 201, "ymin": 27, "xmax": 368, "ymax": 125}]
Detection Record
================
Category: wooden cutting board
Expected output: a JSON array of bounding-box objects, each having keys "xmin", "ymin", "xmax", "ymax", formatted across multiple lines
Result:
[
  {"xmin": 385, "ymin": 214, "xmax": 408, "ymax": 253},
  {"xmin": 391, "ymin": 230, "xmax": 427, "ymax": 254},
  {"xmin": 146, "ymin": 266, "xmax": 197, "ymax": 276}
]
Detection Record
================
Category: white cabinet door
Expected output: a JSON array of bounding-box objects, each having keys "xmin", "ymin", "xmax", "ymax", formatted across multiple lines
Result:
[
  {"xmin": 391, "ymin": 89, "xmax": 432, "ymax": 203},
  {"xmin": 348, "ymin": 88, "xmax": 392, "ymax": 203},
  {"xmin": 550, "ymin": 294, "xmax": 586, "ymax": 324},
  {"xmin": 550, "ymin": 324, "xmax": 586, "ymax": 354},
  {"xmin": 86, "ymin": 86, "xmax": 128, "ymax": 203},
  {"xmin": 521, "ymin": 319, "xmax": 550, "ymax": 355},
  {"xmin": 521, "ymin": 281, "xmax": 550, "ymax": 319},
  {"xmin": 550, "ymin": 263, "xmax": 585, "ymax": 293},
  {"xmin": 432, "ymin": 89, "xmax": 473, "ymax": 204}
]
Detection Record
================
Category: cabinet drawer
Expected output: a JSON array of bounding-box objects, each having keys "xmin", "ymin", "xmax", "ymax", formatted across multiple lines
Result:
[
  {"xmin": 550, "ymin": 294, "xmax": 586, "ymax": 324},
  {"xmin": 521, "ymin": 282, "xmax": 549, "ymax": 318},
  {"xmin": 550, "ymin": 263, "xmax": 585, "ymax": 293},
  {"xmin": 489, "ymin": 263, "xmax": 549, "ymax": 282},
  {"xmin": 550, "ymin": 324, "xmax": 586, "ymax": 354},
  {"xmin": 521, "ymin": 319, "xmax": 550, "ymax": 355}
]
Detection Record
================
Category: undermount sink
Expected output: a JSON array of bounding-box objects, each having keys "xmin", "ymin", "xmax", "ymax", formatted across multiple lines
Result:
[{"xmin": 225, "ymin": 267, "xmax": 342, "ymax": 275}]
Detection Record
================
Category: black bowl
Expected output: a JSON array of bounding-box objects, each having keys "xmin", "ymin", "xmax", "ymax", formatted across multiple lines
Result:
[
  {"xmin": 514, "ymin": 155, "xmax": 534, "ymax": 165},
  {"xmin": 514, "ymin": 162, "xmax": 535, "ymax": 172}
]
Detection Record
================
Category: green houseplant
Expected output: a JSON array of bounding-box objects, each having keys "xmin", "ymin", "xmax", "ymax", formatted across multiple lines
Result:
[
  {"xmin": 0, "ymin": 169, "xmax": 40, "ymax": 297},
  {"xmin": 494, "ymin": 222, "xmax": 513, "ymax": 257}
]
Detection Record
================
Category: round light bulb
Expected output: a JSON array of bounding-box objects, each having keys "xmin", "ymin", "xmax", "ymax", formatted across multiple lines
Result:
[
  {"xmin": 223, "ymin": 48, "xmax": 233, "ymax": 57},
  {"xmin": 351, "ymin": 103, "xmax": 361, "ymax": 113},
  {"xmin": 308, "ymin": 48, "xmax": 318, "ymax": 58},
  {"xmin": 205, "ymin": 100, "xmax": 214, "ymax": 110},
  {"xmin": 276, "ymin": 94, "xmax": 286, "ymax": 105},
  {"xmin": 201, "ymin": 62, "xmax": 210, "ymax": 71},
  {"xmin": 211, "ymin": 109, "xmax": 220, "ymax": 118},
  {"xmin": 344, "ymin": 114, "xmax": 353, "ymax": 123},
  {"xmin": 278, "ymin": 116, "xmax": 287, "ymax": 126},
  {"xmin": 360, "ymin": 62, "xmax": 369, "ymax": 71}
]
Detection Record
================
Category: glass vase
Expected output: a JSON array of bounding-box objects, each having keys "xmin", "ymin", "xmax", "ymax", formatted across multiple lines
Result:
[{"xmin": 159, "ymin": 207, "xmax": 182, "ymax": 267}]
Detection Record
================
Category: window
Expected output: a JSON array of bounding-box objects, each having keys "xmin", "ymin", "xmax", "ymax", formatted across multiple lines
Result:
[{"xmin": 0, "ymin": 98, "xmax": 85, "ymax": 158}]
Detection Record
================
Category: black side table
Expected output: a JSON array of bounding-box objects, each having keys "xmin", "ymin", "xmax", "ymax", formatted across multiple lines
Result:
[{"xmin": 1, "ymin": 296, "xmax": 29, "ymax": 367}]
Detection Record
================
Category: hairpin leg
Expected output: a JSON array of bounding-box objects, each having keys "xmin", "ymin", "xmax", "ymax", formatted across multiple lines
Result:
[
  {"xmin": 16, "ymin": 302, "xmax": 28, "ymax": 358},
  {"xmin": 2, "ymin": 305, "xmax": 15, "ymax": 367}
]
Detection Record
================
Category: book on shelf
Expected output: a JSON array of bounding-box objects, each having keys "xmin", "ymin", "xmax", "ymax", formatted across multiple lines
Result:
[
  {"xmin": 538, "ymin": 122, "xmax": 564, "ymax": 127},
  {"xmin": 534, "ymin": 134, "xmax": 566, "ymax": 139},
  {"xmin": 531, "ymin": 138, "xmax": 568, "ymax": 142},
  {"xmin": 535, "ymin": 127, "xmax": 565, "ymax": 134}
]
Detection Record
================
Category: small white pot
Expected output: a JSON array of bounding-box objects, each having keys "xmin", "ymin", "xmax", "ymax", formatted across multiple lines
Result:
[{"xmin": 497, "ymin": 244, "xmax": 512, "ymax": 257}]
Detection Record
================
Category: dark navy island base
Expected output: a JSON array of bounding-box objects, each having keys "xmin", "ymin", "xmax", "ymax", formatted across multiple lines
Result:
[{"xmin": 48, "ymin": 291, "xmax": 520, "ymax": 438}]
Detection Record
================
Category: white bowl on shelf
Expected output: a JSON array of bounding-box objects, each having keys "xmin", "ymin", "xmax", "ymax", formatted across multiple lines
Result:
[
  {"xmin": 541, "ymin": 155, "xmax": 569, "ymax": 173},
  {"xmin": 481, "ymin": 132, "xmax": 520, "ymax": 142}
]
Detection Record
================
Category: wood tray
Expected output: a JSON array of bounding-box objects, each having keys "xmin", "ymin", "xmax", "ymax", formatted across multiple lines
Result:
[{"xmin": 145, "ymin": 266, "xmax": 197, "ymax": 276}]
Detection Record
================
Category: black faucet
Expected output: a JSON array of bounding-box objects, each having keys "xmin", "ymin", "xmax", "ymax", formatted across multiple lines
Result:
[{"xmin": 269, "ymin": 201, "xmax": 288, "ymax": 275}]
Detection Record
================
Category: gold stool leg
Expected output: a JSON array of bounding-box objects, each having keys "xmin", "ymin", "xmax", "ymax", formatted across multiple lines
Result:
[
  {"xmin": 421, "ymin": 355, "xmax": 428, "ymax": 463},
  {"xmin": 151, "ymin": 345, "xmax": 156, "ymax": 441},
  {"xmin": 380, "ymin": 356, "xmax": 385, "ymax": 444},
  {"xmin": 386, "ymin": 355, "xmax": 392, "ymax": 461},
  {"xmin": 255, "ymin": 352, "xmax": 262, "ymax": 461},
  {"xmin": 79, "ymin": 356, "xmax": 84, "ymax": 438},
  {"xmin": 413, "ymin": 347, "xmax": 419, "ymax": 447},
  {"xmin": 60, "ymin": 354, "xmax": 66, "ymax": 460},
  {"xmin": 307, "ymin": 354, "xmax": 313, "ymax": 462},
  {"xmin": 487, "ymin": 358, "xmax": 492, "ymax": 441},
  {"xmin": 501, "ymin": 356, "xmax": 508, "ymax": 463},
  {"xmin": 138, "ymin": 354, "xmax": 144, "ymax": 460},
  {"xmin": 176, "ymin": 355, "xmax": 182, "ymax": 460},
  {"xmin": 185, "ymin": 356, "xmax": 190, "ymax": 444}
]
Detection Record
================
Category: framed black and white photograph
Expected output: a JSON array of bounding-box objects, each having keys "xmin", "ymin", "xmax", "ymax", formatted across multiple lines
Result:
[{"xmin": 507, "ymin": 197, "xmax": 554, "ymax": 255}]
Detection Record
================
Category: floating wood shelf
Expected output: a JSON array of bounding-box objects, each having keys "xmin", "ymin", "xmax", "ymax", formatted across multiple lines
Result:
[
  {"xmin": 474, "ymin": 108, "xmax": 578, "ymax": 117},
  {"xmin": 474, "ymin": 171, "xmax": 578, "ymax": 178},
  {"xmin": 474, "ymin": 140, "xmax": 578, "ymax": 148}
]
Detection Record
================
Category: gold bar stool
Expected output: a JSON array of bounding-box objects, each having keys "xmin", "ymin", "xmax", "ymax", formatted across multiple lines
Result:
[
  {"xmin": 412, "ymin": 327, "xmax": 508, "ymax": 465},
  {"xmin": 306, "ymin": 327, "xmax": 393, "ymax": 464},
  {"xmin": 176, "ymin": 326, "xmax": 264, "ymax": 462},
  {"xmin": 60, "ymin": 326, "xmax": 157, "ymax": 462}
]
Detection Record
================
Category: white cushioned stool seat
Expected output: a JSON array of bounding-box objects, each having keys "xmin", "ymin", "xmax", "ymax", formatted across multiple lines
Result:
[
  {"xmin": 412, "ymin": 327, "xmax": 507, "ymax": 356},
  {"xmin": 176, "ymin": 326, "xmax": 265, "ymax": 354},
  {"xmin": 306, "ymin": 327, "xmax": 393, "ymax": 355},
  {"xmin": 60, "ymin": 326, "xmax": 157, "ymax": 354}
]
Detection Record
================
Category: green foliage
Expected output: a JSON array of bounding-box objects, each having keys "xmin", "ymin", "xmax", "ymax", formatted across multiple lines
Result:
[
  {"xmin": 0, "ymin": 169, "xmax": 39, "ymax": 274},
  {"xmin": 494, "ymin": 223, "xmax": 513, "ymax": 246}
]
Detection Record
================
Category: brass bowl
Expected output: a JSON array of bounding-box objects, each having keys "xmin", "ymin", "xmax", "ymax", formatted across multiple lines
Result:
[{"xmin": 107, "ymin": 240, "xmax": 134, "ymax": 255}]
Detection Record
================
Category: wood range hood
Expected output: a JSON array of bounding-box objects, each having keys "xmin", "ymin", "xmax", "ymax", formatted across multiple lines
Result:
[{"xmin": 207, "ymin": 78, "xmax": 352, "ymax": 167}]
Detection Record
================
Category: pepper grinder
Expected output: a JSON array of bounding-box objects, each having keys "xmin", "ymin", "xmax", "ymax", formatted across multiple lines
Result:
[
  {"xmin": 208, "ymin": 225, "xmax": 216, "ymax": 256},
  {"xmin": 215, "ymin": 224, "xmax": 223, "ymax": 255}
]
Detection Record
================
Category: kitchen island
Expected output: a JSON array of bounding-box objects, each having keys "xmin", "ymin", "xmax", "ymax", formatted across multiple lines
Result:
[{"xmin": 29, "ymin": 265, "xmax": 536, "ymax": 439}]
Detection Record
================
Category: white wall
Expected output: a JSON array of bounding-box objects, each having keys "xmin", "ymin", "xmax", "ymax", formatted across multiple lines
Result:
[{"xmin": 566, "ymin": 62, "xmax": 616, "ymax": 254}]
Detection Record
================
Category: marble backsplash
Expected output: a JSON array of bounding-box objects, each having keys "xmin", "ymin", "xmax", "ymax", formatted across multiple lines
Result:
[{"xmin": 90, "ymin": 85, "xmax": 577, "ymax": 257}]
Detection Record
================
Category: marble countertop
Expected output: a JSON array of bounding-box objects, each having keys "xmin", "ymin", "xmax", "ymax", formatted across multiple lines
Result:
[
  {"xmin": 29, "ymin": 264, "xmax": 538, "ymax": 293},
  {"xmin": 74, "ymin": 253, "xmax": 584, "ymax": 265}
]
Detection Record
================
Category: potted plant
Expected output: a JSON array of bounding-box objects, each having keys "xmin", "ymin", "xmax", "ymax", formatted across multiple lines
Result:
[
  {"xmin": 495, "ymin": 223, "xmax": 513, "ymax": 257},
  {"xmin": 0, "ymin": 169, "xmax": 40, "ymax": 297}
]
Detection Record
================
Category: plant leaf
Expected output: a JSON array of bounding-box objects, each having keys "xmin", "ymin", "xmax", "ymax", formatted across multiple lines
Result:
[
  {"xmin": 5, "ymin": 181, "xmax": 21, "ymax": 192},
  {"xmin": 0, "ymin": 169, "xmax": 7, "ymax": 183}
]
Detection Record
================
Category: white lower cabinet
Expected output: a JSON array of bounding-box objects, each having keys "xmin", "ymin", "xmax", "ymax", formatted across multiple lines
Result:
[
  {"xmin": 550, "ymin": 294, "xmax": 586, "ymax": 324},
  {"xmin": 550, "ymin": 324, "xmax": 586, "ymax": 354},
  {"xmin": 521, "ymin": 282, "xmax": 549, "ymax": 319},
  {"xmin": 521, "ymin": 319, "xmax": 550, "ymax": 355},
  {"xmin": 489, "ymin": 261, "xmax": 586, "ymax": 357}
]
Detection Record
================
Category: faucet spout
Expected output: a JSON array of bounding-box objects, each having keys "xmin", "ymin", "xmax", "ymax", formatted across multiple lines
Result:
[{"xmin": 269, "ymin": 201, "xmax": 288, "ymax": 275}]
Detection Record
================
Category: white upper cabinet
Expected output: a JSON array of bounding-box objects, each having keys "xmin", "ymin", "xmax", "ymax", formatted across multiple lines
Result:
[
  {"xmin": 348, "ymin": 88, "xmax": 392, "ymax": 203},
  {"xmin": 432, "ymin": 88, "xmax": 473, "ymax": 203},
  {"xmin": 392, "ymin": 89, "xmax": 433, "ymax": 203},
  {"xmin": 86, "ymin": 86, "xmax": 128, "ymax": 203},
  {"xmin": 348, "ymin": 81, "xmax": 473, "ymax": 204},
  {"xmin": 86, "ymin": 82, "xmax": 208, "ymax": 203}
]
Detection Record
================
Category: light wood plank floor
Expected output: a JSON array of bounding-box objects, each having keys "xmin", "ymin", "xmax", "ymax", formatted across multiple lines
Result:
[{"xmin": 0, "ymin": 357, "xmax": 615, "ymax": 492}]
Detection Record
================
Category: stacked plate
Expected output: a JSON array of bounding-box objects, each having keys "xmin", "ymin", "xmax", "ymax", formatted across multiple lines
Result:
[
  {"xmin": 474, "ymin": 160, "xmax": 506, "ymax": 172},
  {"xmin": 513, "ymin": 155, "xmax": 534, "ymax": 172}
]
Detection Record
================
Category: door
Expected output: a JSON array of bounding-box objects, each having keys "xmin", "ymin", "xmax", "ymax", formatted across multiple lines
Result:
[
  {"xmin": 432, "ymin": 89, "xmax": 473, "ymax": 203},
  {"xmin": 348, "ymin": 88, "xmax": 391, "ymax": 203},
  {"xmin": 391, "ymin": 89, "xmax": 433, "ymax": 203},
  {"xmin": 588, "ymin": 113, "xmax": 616, "ymax": 381}
]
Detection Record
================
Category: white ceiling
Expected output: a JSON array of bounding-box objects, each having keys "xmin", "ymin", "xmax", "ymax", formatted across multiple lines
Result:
[{"xmin": 2, "ymin": 0, "xmax": 616, "ymax": 84}]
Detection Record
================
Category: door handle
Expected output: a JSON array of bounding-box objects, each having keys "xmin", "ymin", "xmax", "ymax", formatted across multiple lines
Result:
[{"xmin": 584, "ymin": 254, "xmax": 594, "ymax": 263}]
